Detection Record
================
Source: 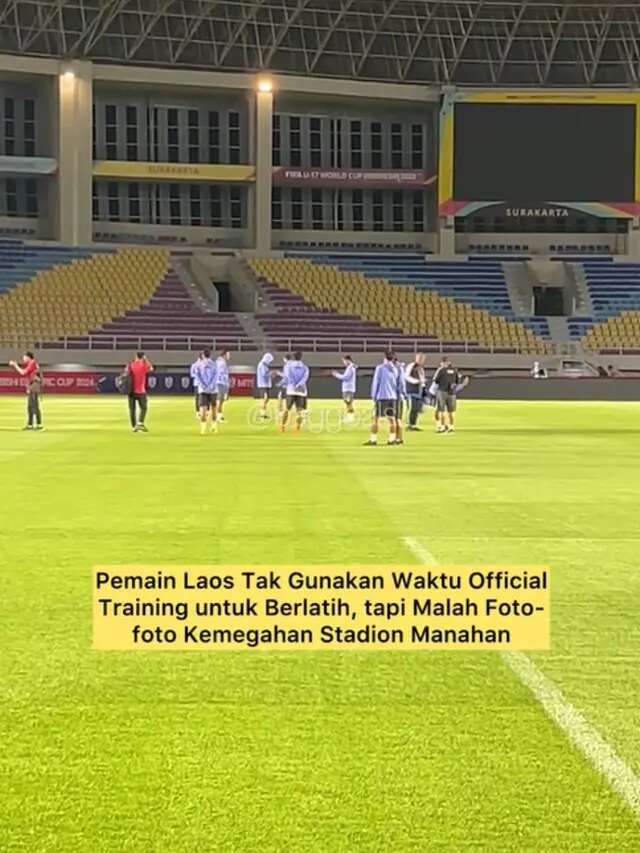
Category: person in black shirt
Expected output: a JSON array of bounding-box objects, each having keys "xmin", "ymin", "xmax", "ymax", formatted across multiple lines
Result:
[
  {"xmin": 405, "ymin": 353, "xmax": 427, "ymax": 431},
  {"xmin": 432, "ymin": 356, "xmax": 460, "ymax": 434}
]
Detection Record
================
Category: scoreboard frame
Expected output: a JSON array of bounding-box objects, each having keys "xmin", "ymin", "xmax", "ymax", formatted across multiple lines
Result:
[{"xmin": 438, "ymin": 89, "xmax": 640, "ymax": 220}]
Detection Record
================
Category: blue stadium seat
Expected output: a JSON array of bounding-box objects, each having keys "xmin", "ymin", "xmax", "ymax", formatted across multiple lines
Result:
[{"xmin": 0, "ymin": 241, "xmax": 114, "ymax": 297}]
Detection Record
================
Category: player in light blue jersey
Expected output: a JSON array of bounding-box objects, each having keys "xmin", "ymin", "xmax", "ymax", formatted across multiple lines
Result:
[
  {"xmin": 276, "ymin": 354, "xmax": 291, "ymax": 415},
  {"xmin": 332, "ymin": 355, "xmax": 357, "ymax": 423},
  {"xmin": 280, "ymin": 351, "xmax": 309, "ymax": 433},
  {"xmin": 256, "ymin": 352, "xmax": 275, "ymax": 421},
  {"xmin": 393, "ymin": 356, "xmax": 407, "ymax": 445},
  {"xmin": 192, "ymin": 349, "xmax": 218, "ymax": 434},
  {"xmin": 215, "ymin": 349, "xmax": 230, "ymax": 423},
  {"xmin": 364, "ymin": 351, "xmax": 400, "ymax": 446},
  {"xmin": 189, "ymin": 351, "xmax": 204, "ymax": 419}
]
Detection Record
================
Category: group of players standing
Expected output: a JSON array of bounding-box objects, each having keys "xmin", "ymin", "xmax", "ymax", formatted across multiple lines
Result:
[
  {"xmin": 7, "ymin": 346, "xmax": 467, "ymax": 438},
  {"xmin": 252, "ymin": 349, "xmax": 468, "ymax": 444}
]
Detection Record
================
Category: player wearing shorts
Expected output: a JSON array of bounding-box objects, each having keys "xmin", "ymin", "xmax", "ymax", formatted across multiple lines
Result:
[
  {"xmin": 432, "ymin": 356, "xmax": 460, "ymax": 433},
  {"xmin": 193, "ymin": 349, "xmax": 218, "ymax": 434},
  {"xmin": 332, "ymin": 355, "xmax": 357, "ymax": 422},
  {"xmin": 280, "ymin": 351, "xmax": 309, "ymax": 433},
  {"xmin": 364, "ymin": 351, "xmax": 400, "ymax": 446},
  {"xmin": 276, "ymin": 354, "xmax": 291, "ymax": 414},
  {"xmin": 393, "ymin": 356, "xmax": 407, "ymax": 445},
  {"xmin": 189, "ymin": 351, "xmax": 204, "ymax": 419},
  {"xmin": 256, "ymin": 352, "xmax": 275, "ymax": 420},
  {"xmin": 215, "ymin": 349, "xmax": 230, "ymax": 423}
]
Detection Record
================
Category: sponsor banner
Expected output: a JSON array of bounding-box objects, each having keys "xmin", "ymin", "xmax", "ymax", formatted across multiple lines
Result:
[
  {"xmin": 0, "ymin": 156, "xmax": 57, "ymax": 176},
  {"xmin": 0, "ymin": 370, "xmax": 255, "ymax": 395},
  {"xmin": 93, "ymin": 161, "xmax": 255, "ymax": 182},
  {"xmin": 0, "ymin": 370, "xmax": 98, "ymax": 394},
  {"xmin": 440, "ymin": 199, "xmax": 639, "ymax": 219},
  {"xmin": 273, "ymin": 167, "xmax": 436, "ymax": 189}
]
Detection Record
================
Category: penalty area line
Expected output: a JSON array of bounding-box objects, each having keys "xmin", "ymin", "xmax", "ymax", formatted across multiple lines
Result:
[{"xmin": 402, "ymin": 535, "xmax": 640, "ymax": 821}]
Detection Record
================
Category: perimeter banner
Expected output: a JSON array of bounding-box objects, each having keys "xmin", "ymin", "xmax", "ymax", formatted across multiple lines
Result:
[
  {"xmin": 272, "ymin": 167, "xmax": 437, "ymax": 189},
  {"xmin": 0, "ymin": 370, "xmax": 98, "ymax": 394},
  {"xmin": 93, "ymin": 161, "xmax": 255, "ymax": 182},
  {"xmin": 0, "ymin": 370, "xmax": 255, "ymax": 395}
]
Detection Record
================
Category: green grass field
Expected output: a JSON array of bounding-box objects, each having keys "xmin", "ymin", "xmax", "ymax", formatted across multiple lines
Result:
[{"xmin": 1, "ymin": 395, "xmax": 640, "ymax": 851}]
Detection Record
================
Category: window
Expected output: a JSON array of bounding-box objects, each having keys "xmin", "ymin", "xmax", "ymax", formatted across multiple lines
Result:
[
  {"xmin": 188, "ymin": 109, "xmax": 199, "ymax": 164},
  {"xmin": 23, "ymin": 99, "xmax": 35, "ymax": 157},
  {"xmin": 92, "ymin": 183, "xmax": 99, "ymax": 220},
  {"xmin": 209, "ymin": 111, "xmax": 220, "ymax": 162},
  {"xmin": 107, "ymin": 182, "xmax": 119, "ymax": 221},
  {"xmin": 311, "ymin": 188, "xmax": 323, "ymax": 229},
  {"xmin": 272, "ymin": 186, "xmax": 282, "ymax": 229},
  {"xmin": 169, "ymin": 182, "xmax": 181, "ymax": 224},
  {"xmin": 291, "ymin": 186, "xmax": 303, "ymax": 229},
  {"xmin": 126, "ymin": 106, "xmax": 138, "ymax": 161},
  {"xmin": 210, "ymin": 185, "xmax": 222, "ymax": 227},
  {"xmin": 92, "ymin": 104, "xmax": 97, "ymax": 160},
  {"xmin": 371, "ymin": 121, "xmax": 382, "ymax": 169},
  {"xmin": 6, "ymin": 178, "xmax": 17, "ymax": 215},
  {"xmin": 228, "ymin": 111, "xmax": 240, "ymax": 164},
  {"xmin": 310, "ymin": 117, "xmax": 322, "ymax": 168},
  {"xmin": 289, "ymin": 116, "xmax": 302, "ymax": 167},
  {"xmin": 272, "ymin": 114, "xmax": 281, "ymax": 167},
  {"xmin": 372, "ymin": 190, "xmax": 384, "ymax": 231},
  {"xmin": 330, "ymin": 118, "xmax": 342, "ymax": 168},
  {"xmin": 350, "ymin": 120, "xmax": 362, "ymax": 169},
  {"xmin": 230, "ymin": 187, "xmax": 243, "ymax": 228},
  {"xmin": 412, "ymin": 190, "xmax": 424, "ymax": 232},
  {"xmin": 167, "ymin": 108, "xmax": 179, "ymax": 162},
  {"xmin": 4, "ymin": 97, "xmax": 15, "ymax": 156},
  {"xmin": 190, "ymin": 184, "xmax": 202, "ymax": 225},
  {"xmin": 352, "ymin": 189, "xmax": 364, "ymax": 231},
  {"xmin": 105, "ymin": 104, "xmax": 117, "ymax": 159},
  {"xmin": 25, "ymin": 179, "xmax": 38, "ymax": 216},
  {"xmin": 411, "ymin": 123, "xmax": 423, "ymax": 170},
  {"xmin": 392, "ymin": 190, "xmax": 404, "ymax": 231},
  {"xmin": 128, "ymin": 182, "xmax": 140, "ymax": 222},
  {"xmin": 390, "ymin": 122, "xmax": 403, "ymax": 169}
]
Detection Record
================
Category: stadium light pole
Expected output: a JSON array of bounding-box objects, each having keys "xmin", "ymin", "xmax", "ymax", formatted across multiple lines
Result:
[
  {"xmin": 254, "ymin": 77, "xmax": 274, "ymax": 253},
  {"xmin": 56, "ymin": 60, "xmax": 93, "ymax": 246}
]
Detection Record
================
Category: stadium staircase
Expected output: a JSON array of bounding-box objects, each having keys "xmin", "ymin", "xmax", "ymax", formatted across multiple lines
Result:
[{"xmin": 248, "ymin": 257, "xmax": 551, "ymax": 354}]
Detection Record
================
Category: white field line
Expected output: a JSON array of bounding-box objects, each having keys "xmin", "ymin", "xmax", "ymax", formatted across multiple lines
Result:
[{"xmin": 402, "ymin": 536, "xmax": 640, "ymax": 821}]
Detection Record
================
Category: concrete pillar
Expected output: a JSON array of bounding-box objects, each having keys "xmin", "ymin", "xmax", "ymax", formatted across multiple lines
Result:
[
  {"xmin": 438, "ymin": 216, "xmax": 456, "ymax": 257},
  {"xmin": 55, "ymin": 60, "xmax": 93, "ymax": 246},
  {"xmin": 254, "ymin": 87, "xmax": 273, "ymax": 253},
  {"xmin": 628, "ymin": 219, "xmax": 640, "ymax": 258}
]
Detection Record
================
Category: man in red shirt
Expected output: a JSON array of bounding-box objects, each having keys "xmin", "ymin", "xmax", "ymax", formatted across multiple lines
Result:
[
  {"xmin": 9, "ymin": 350, "xmax": 43, "ymax": 431},
  {"xmin": 127, "ymin": 351, "xmax": 154, "ymax": 432}
]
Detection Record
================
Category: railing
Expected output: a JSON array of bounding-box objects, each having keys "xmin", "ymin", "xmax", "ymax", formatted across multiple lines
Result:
[{"xmin": 0, "ymin": 333, "xmax": 556, "ymax": 356}]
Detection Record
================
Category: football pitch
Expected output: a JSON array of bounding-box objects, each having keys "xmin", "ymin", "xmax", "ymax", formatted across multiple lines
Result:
[{"xmin": 1, "ymin": 395, "xmax": 640, "ymax": 851}]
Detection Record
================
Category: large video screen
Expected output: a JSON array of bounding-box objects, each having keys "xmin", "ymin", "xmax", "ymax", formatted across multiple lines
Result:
[{"xmin": 453, "ymin": 102, "xmax": 636, "ymax": 202}]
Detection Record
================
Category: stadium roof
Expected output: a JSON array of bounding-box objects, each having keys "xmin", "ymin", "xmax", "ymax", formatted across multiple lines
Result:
[{"xmin": 0, "ymin": 1, "xmax": 639, "ymax": 87}]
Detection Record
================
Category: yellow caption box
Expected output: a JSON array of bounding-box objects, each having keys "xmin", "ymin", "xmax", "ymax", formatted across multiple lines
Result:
[{"xmin": 93, "ymin": 565, "xmax": 550, "ymax": 652}]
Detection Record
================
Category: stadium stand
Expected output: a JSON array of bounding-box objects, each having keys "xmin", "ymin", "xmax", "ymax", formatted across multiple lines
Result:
[
  {"xmin": 293, "ymin": 253, "xmax": 550, "ymax": 340},
  {"xmin": 573, "ymin": 259, "xmax": 640, "ymax": 351},
  {"xmin": 0, "ymin": 241, "xmax": 107, "ymax": 298},
  {"xmin": 249, "ymin": 257, "xmax": 551, "ymax": 354},
  {"xmin": 0, "ymin": 244, "xmax": 254, "ymax": 351},
  {"xmin": 81, "ymin": 270, "xmax": 253, "ymax": 351},
  {"xmin": 0, "ymin": 247, "xmax": 171, "ymax": 343}
]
